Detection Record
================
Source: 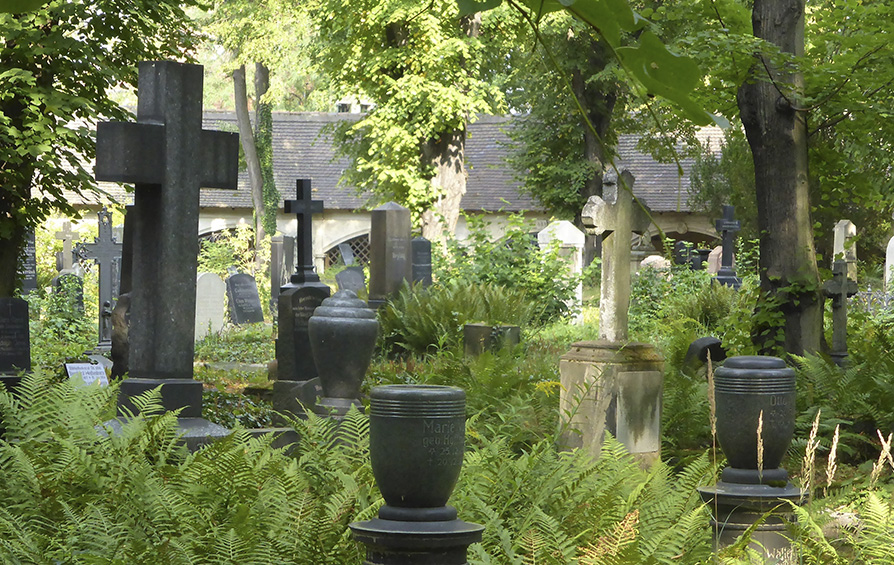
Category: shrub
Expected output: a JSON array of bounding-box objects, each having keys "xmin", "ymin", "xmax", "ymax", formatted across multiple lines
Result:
[{"xmin": 434, "ymin": 213, "xmax": 580, "ymax": 325}]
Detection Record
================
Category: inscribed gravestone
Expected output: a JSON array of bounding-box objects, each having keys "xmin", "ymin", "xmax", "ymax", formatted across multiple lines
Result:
[
  {"xmin": 412, "ymin": 236, "xmax": 433, "ymax": 287},
  {"xmin": 195, "ymin": 272, "xmax": 226, "ymax": 339},
  {"xmin": 65, "ymin": 363, "xmax": 109, "ymax": 387},
  {"xmin": 17, "ymin": 231, "xmax": 37, "ymax": 295},
  {"xmin": 95, "ymin": 60, "xmax": 238, "ymax": 426},
  {"xmin": 269, "ymin": 235, "xmax": 296, "ymax": 315},
  {"xmin": 0, "ymin": 298, "xmax": 30, "ymax": 375},
  {"xmin": 369, "ymin": 202, "xmax": 412, "ymax": 308},
  {"xmin": 537, "ymin": 220, "xmax": 584, "ymax": 324},
  {"xmin": 226, "ymin": 272, "xmax": 265, "ymax": 325}
]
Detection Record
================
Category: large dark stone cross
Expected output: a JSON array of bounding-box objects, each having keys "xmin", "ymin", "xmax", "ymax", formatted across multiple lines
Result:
[
  {"xmin": 80, "ymin": 208, "xmax": 122, "ymax": 347},
  {"xmin": 95, "ymin": 61, "xmax": 238, "ymax": 418},
  {"xmin": 823, "ymin": 259, "xmax": 857, "ymax": 367},
  {"xmin": 714, "ymin": 205, "xmax": 742, "ymax": 289},
  {"xmin": 284, "ymin": 178, "xmax": 324, "ymax": 284}
]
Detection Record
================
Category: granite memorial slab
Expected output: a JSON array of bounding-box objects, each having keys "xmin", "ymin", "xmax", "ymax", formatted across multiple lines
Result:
[{"xmin": 226, "ymin": 272, "xmax": 265, "ymax": 325}]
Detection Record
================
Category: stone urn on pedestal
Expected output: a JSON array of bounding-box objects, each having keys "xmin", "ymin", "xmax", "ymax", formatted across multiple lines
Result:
[
  {"xmin": 698, "ymin": 356, "xmax": 805, "ymax": 564},
  {"xmin": 350, "ymin": 385, "xmax": 484, "ymax": 564},
  {"xmin": 308, "ymin": 290, "xmax": 378, "ymax": 416}
]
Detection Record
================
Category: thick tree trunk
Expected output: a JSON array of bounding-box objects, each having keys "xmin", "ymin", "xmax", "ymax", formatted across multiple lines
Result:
[
  {"xmin": 0, "ymin": 224, "xmax": 25, "ymax": 298},
  {"xmin": 420, "ymin": 130, "xmax": 466, "ymax": 241},
  {"xmin": 738, "ymin": 0, "xmax": 821, "ymax": 355},
  {"xmin": 234, "ymin": 65, "xmax": 265, "ymax": 252},
  {"xmin": 254, "ymin": 62, "xmax": 279, "ymax": 240}
]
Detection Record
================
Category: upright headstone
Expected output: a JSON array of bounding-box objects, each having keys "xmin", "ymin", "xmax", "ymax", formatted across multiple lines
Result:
[
  {"xmin": 369, "ymin": 202, "xmax": 412, "ymax": 308},
  {"xmin": 269, "ymin": 235, "xmax": 296, "ymax": 315},
  {"xmin": 411, "ymin": 236, "xmax": 433, "ymax": 288},
  {"xmin": 17, "ymin": 231, "xmax": 37, "ymax": 295},
  {"xmin": 832, "ymin": 219, "xmax": 857, "ymax": 282},
  {"xmin": 95, "ymin": 60, "xmax": 239, "ymax": 447},
  {"xmin": 195, "ymin": 272, "xmax": 226, "ymax": 340},
  {"xmin": 55, "ymin": 220, "xmax": 78, "ymax": 271},
  {"xmin": 336, "ymin": 267, "xmax": 366, "ymax": 294},
  {"xmin": 823, "ymin": 259, "xmax": 857, "ymax": 367},
  {"xmin": 714, "ymin": 205, "xmax": 742, "ymax": 288},
  {"xmin": 0, "ymin": 298, "xmax": 30, "ymax": 386},
  {"xmin": 79, "ymin": 208, "xmax": 122, "ymax": 348},
  {"xmin": 226, "ymin": 272, "xmax": 265, "ymax": 324},
  {"xmin": 561, "ymin": 170, "xmax": 664, "ymax": 466},
  {"xmin": 537, "ymin": 220, "xmax": 585, "ymax": 323},
  {"xmin": 275, "ymin": 179, "xmax": 331, "ymax": 411}
]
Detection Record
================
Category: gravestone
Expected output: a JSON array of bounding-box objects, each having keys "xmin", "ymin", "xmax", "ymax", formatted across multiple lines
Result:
[
  {"xmin": 339, "ymin": 242, "xmax": 356, "ymax": 266},
  {"xmin": 832, "ymin": 219, "xmax": 857, "ymax": 282},
  {"xmin": 275, "ymin": 179, "xmax": 331, "ymax": 411},
  {"xmin": 336, "ymin": 267, "xmax": 366, "ymax": 294},
  {"xmin": 195, "ymin": 272, "xmax": 226, "ymax": 340},
  {"xmin": 17, "ymin": 231, "xmax": 37, "ymax": 295},
  {"xmin": 411, "ymin": 236, "xmax": 433, "ymax": 288},
  {"xmin": 537, "ymin": 220, "xmax": 584, "ymax": 324},
  {"xmin": 65, "ymin": 363, "xmax": 110, "ymax": 387},
  {"xmin": 55, "ymin": 220, "xmax": 78, "ymax": 271},
  {"xmin": 369, "ymin": 202, "xmax": 412, "ymax": 308},
  {"xmin": 0, "ymin": 298, "xmax": 30, "ymax": 385},
  {"xmin": 714, "ymin": 205, "xmax": 742, "ymax": 288},
  {"xmin": 560, "ymin": 170, "xmax": 664, "ymax": 466},
  {"xmin": 226, "ymin": 272, "xmax": 265, "ymax": 325},
  {"xmin": 95, "ymin": 61, "xmax": 238, "ymax": 448},
  {"xmin": 823, "ymin": 259, "xmax": 857, "ymax": 367},
  {"xmin": 79, "ymin": 208, "xmax": 122, "ymax": 348},
  {"xmin": 269, "ymin": 235, "xmax": 296, "ymax": 316}
]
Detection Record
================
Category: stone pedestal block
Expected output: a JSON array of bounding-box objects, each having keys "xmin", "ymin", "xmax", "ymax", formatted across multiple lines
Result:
[{"xmin": 559, "ymin": 341, "xmax": 663, "ymax": 466}]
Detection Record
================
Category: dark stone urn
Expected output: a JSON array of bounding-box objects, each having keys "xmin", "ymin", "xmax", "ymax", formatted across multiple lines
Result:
[
  {"xmin": 350, "ymin": 385, "xmax": 484, "ymax": 564},
  {"xmin": 698, "ymin": 355, "xmax": 805, "ymax": 564},
  {"xmin": 308, "ymin": 290, "xmax": 378, "ymax": 417}
]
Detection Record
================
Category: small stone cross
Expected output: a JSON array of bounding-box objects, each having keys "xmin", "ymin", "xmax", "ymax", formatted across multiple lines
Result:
[
  {"xmin": 823, "ymin": 259, "xmax": 857, "ymax": 366},
  {"xmin": 284, "ymin": 178, "xmax": 324, "ymax": 284},
  {"xmin": 94, "ymin": 61, "xmax": 239, "ymax": 390},
  {"xmin": 80, "ymin": 208, "xmax": 122, "ymax": 346},
  {"xmin": 714, "ymin": 205, "xmax": 742, "ymax": 289},
  {"xmin": 55, "ymin": 220, "xmax": 78, "ymax": 271},
  {"xmin": 581, "ymin": 170, "xmax": 651, "ymax": 342}
]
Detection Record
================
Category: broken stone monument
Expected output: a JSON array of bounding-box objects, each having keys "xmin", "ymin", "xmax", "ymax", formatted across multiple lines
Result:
[
  {"xmin": 559, "ymin": 170, "xmax": 664, "ymax": 466},
  {"xmin": 95, "ymin": 60, "xmax": 239, "ymax": 449},
  {"xmin": 832, "ymin": 219, "xmax": 857, "ymax": 282}
]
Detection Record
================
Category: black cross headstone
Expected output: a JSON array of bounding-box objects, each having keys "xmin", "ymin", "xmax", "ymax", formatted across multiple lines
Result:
[
  {"xmin": 80, "ymin": 208, "xmax": 122, "ymax": 347},
  {"xmin": 95, "ymin": 61, "xmax": 238, "ymax": 425},
  {"xmin": 823, "ymin": 259, "xmax": 858, "ymax": 367},
  {"xmin": 284, "ymin": 179, "xmax": 324, "ymax": 284},
  {"xmin": 714, "ymin": 205, "xmax": 742, "ymax": 289}
]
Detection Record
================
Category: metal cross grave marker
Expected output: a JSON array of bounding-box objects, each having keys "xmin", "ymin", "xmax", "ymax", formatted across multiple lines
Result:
[
  {"xmin": 714, "ymin": 205, "xmax": 742, "ymax": 289},
  {"xmin": 823, "ymin": 259, "xmax": 858, "ymax": 367},
  {"xmin": 80, "ymin": 208, "xmax": 122, "ymax": 347},
  {"xmin": 284, "ymin": 178, "xmax": 324, "ymax": 284}
]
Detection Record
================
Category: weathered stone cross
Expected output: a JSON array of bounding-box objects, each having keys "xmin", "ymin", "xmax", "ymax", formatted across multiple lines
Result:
[
  {"xmin": 55, "ymin": 220, "xmax": 77, "ymax": 271},
  {"xmin": 284, "ymin": 178, "xmax": 324, "ymax": 284},
  {"xmin": 80, "ymin": 208, "xmax": 122, "ymax": 346},
  {"xmin": 714, "ymin": 205, "xmax": 742, "ymax": 289},
  {"xmin": 823, "ymin": 259, "xmax": 857, "ymax": 366},
  {"xmin": 95, "ymin": 61, "xmax": 238, "ymax": 417},
  {"xmin": 581, "ymin": 170, "xmax": 651, "ymax": 342}
]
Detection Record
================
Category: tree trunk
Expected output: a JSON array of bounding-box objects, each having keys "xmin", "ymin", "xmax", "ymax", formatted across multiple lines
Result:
[
  {"xmin": 0, "ymin": 224, "xmax": 26, "ymax": 298},
  {"xmin": 234, "ymin": 65, "xmax": 265, "ymax": 254},
  {"xmin": 420, "ymin": 130, "xmax": 466, "ymax": 241},
  {"xmin": 737, "ymin": 0, "xmax": 821, "ymax": 355},
  {"xmin": 254, "ymin": 62, "xmax": 279, "ymax": 241}
]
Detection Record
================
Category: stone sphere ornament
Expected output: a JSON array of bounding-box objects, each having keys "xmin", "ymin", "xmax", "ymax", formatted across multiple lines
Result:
[{"xmin": 308, "ymin": 289, "xmax": 378, "ymax": 416}]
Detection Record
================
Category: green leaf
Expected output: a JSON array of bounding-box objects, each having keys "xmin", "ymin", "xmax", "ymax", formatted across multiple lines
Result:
[
  {"xmin": 457, "ymin": 0, "xmax": 503, "ymax": 16},
  {"xmin": 0, "ymin": 0, "xmax": 49, "ymax": 13}
]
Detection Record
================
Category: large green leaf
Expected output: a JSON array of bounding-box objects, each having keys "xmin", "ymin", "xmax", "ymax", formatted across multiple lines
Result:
[{"xmin": 0, "ymin": 0, "xmax": 49, "ymax": 13}]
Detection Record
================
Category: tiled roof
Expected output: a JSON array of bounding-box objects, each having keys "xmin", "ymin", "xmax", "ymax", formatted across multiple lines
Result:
[{"xmin": 77, "ymin": 112, "xmax": 721, "ymax": 214}]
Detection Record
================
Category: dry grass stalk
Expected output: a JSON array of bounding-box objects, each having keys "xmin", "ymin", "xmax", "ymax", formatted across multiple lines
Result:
[
  {"xmin": 824, "ymin": 424, "xmax": 840, "ymax": 497},
  {"xmin": 707, "ymin": 352, "xmax": 717, "ymax": 450},
  {"xmin": 757, "ymin": 409, "xmax": 764, "ymax": 481},
  {"xmin": 801, "ymin": 409, "xmax": 821, "ymax": 498},
  {"xmin": 869, "ymin": 430, "xmax": 892, "ymax": 489}
]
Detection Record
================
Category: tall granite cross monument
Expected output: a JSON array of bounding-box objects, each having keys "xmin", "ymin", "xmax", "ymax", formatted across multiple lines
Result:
[
  {"xmin": 560, "ymin": 170, "xmax": 665, "ymax": 466},
  {"xmin": 95, "ymin": 61, "xmax": 239, "ymax": 446},
  {"xmin": 274, "ymin": 179, "xmax": 330, "ymax": 416}
]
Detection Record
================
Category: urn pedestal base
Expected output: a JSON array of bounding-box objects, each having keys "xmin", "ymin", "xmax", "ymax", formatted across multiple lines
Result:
[{"xmin": 350, "ymin": 517, "xmax": 484, "ymax": 565}]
